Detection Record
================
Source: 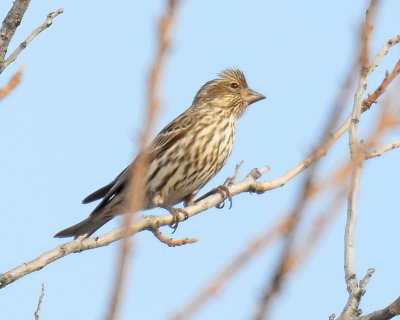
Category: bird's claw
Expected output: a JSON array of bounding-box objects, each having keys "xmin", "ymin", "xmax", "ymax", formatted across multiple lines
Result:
[
  {"xmin": 163, "ymin": 206, "xmax": 189, "ymax": 234},
  {"xmin": 214, "ymin": 185, "xmax": 232, "ymax": 209}
]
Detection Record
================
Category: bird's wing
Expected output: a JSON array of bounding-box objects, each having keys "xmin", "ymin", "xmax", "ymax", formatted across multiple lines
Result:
[
  {"xmin": 150, "ymin": 110, "xmax": 194, "ymax": 160},
  {"xmin": 82, "ymin": 182, "xmax": 115, "ymax": 204}
]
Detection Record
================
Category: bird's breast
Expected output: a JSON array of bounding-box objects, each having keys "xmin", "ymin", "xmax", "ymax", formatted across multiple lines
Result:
[{"xmin": 146, "ymin": 115, "xmax": 237, "ymax": 207}]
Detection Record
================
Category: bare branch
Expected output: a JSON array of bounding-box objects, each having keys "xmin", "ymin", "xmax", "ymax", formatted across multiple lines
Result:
[
  {"xmin": 151, "ymin": 229, "xmax": 198, "ymax": 247},
  {"xmin": 223, "ymin": 160, "xmax": 244, "ymax": 187},
  {"xmin": 0, "ymin": 8, "xmax": 63, "ymax": 74},
  {"xmin": 360, "ymin": 296, "xmax": 400, "ymax": 320},
  {"xmin": 363, "ymin": 59, "xmax": 400, "ymax": 111},
  {"xmin": 341, "ymin": 1, "xmax": 379, "ymax": 319},
  {"xmin": 369, "ymin": 34, "xmax": 400, "ymax": 74},
  {"xmin": 365, "ymin": 139, "xmax": 400, "ymax": 159},
  {"xmin": 34, "ymin": 283, "xmax": 45, "ymax": 320},
  {"xmin": 0, "ymin": 0, "xmax": 31, "ymax": 68}
]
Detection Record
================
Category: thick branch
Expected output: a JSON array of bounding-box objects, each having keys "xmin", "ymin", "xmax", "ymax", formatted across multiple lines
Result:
[
  {"xmin": 340, "ymin": 2, "xmax": 378, "ymax": 319},
  {"xmin": 360, "ymin": 296, "xmax": 400, "ymax": 320}
]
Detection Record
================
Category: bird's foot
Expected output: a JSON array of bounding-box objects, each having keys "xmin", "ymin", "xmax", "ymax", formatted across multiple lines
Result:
[
  {"xmin": 194, "ymin": 185, "xmax": 233, "ymax": 209},
  {"xmin": 214, "ymin": 185, "xmax": 232, "ymax": 209},
  {"xmin": 163, "ymin": 206, "xmax": 189, "ymax": 234}
]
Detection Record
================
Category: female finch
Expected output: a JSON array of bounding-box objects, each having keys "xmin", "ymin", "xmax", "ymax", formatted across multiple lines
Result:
[{"xmin": 55, "ymin": 69, "xmax": 265, "ymax": 238}]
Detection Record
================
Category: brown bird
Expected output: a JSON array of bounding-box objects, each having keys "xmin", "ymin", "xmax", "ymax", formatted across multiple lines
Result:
[{"xmin": 54, "ymin": 69, "xmax": 265, "ymax": 238}]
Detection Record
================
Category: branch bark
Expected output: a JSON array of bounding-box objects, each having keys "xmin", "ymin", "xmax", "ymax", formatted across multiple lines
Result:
[
  {"xmin": 34, "ymin": 283, "xmax": 45, "ymax": 320},
  {"xmin": 365, "ymin": 136, "xmax": 400, "ymax": 159},
  {"xmin": 0, "ymin": 0, "xmax": 31, "ymax": 70},
  {"xmin": 0, "ymin": 3, "xmax": 63, "ymax": 74},
  {"xmin": 360, "ymin": 296, "xmax": 400, "ymax": 320}
]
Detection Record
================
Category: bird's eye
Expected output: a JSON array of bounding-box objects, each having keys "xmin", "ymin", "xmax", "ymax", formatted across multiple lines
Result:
[{"xmin": 230, "ymin": 82, "xmax": 239, "ymax": 89}]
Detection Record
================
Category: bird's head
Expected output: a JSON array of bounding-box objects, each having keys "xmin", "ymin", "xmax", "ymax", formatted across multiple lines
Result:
[{"xmin": 192, "ymin": 69, "xmax": 265, "ymax": 117}]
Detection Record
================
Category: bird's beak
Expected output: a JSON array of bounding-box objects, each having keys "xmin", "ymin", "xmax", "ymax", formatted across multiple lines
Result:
[{"xmin": 243, "ymin": 88, "xmax": 266, "ymax": 105}]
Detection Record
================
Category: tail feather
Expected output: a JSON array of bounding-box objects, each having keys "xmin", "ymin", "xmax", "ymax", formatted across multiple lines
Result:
[{"xmin": 54, "ymin": 215, "xmax": 113, "ymax": 239}]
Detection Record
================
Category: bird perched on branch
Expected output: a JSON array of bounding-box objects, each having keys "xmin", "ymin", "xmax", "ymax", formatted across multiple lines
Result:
[{"xmin": 55, "ymin": 69, "xmax": 265, "ymax": 238}]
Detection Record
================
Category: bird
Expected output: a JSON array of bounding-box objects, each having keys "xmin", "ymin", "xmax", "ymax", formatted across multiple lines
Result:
[{"xmin": 54, "ymin": 69, "xmax": 265, "ymax": 238}]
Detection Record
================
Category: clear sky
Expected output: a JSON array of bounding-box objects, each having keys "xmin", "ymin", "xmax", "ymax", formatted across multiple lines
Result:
[{"xmin": 1, "ymin": 1, "xmax": 400, "ymax": 319}]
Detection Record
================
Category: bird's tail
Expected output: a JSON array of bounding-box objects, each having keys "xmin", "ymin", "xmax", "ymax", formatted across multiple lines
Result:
[{"xmin": 54, "ymin": 215, "xmax": 113, "ymax": 239}]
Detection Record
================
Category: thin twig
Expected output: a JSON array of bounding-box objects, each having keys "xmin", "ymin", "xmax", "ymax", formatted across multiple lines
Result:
[
  {"xmin": 0, "ymin": 65, "xmax": 24, "ymax": 100},
  {"xmin": 34, "ymin": 283, "xmax": 45, "ymax": 320},
  {"xmin": 363, "ymin": 59, "xmax": 400, "ymax": 111},
  {"xmin": 0, "ymin": 8, "xmax": 63, "ymax": 74},
  {"xmin": 365, "ymin": 139, "xmax": 400, "ymax": 159},
  {"xmin": 369, "ymin": 34, "xmax": 400, "ymax": 74},
  {"xmin": 151, "ymin": 229, "xmax": 198, "ymax": 247},
  {"xmin": 228, "ymin": 160, "xmax": 244, "ymax": 185}
]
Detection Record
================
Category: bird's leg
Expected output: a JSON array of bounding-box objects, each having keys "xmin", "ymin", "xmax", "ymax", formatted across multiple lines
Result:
[{"xmin": 162, "ymin": 205, "xmax": 189, "ymax": 234}]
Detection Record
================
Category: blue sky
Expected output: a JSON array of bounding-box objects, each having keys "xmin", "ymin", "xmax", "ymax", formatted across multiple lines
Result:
[{"xmin": 1, "ymin": 1, "xmax": 400, "ymax": 319}]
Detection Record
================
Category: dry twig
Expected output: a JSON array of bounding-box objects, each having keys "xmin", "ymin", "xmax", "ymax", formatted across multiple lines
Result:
[
  {"xmin": 365, "ymin": 139, "xmax": 400, "ymax": 159},
  {"xmin": 151, "ymin": 229, "xmax": 198, "ymax": 247},
  {"xmin": 34, "ymin": 283, "xmax": 45, "ymax": 320},
  {"xmin": 0, "ymin": 4, "xmax": 63, "ymax": 74},
  {"xmin": 339, "ymin": 2, "xmax": 391, "ymax": 319}
]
